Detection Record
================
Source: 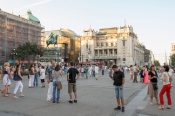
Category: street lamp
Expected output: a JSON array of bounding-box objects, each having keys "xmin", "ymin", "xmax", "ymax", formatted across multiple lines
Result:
[{"xmin": 10, "ymin": 49, "xmax": 17, "ymax": 66}]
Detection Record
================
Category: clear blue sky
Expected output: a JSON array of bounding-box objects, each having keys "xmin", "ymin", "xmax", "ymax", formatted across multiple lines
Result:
[{"xmin": 1, "ymin": 0, "xmax": 175, "ymax": 64}]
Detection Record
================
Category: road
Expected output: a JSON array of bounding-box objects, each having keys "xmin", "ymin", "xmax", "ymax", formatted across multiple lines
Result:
[{"xmin": 0, "ymin": 70, "xmax": 174, "ymax": 116}]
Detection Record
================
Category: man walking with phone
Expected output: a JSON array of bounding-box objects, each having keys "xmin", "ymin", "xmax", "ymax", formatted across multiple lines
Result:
[{"xmin": 110, "ymin": 65, "xmax": 125, "ymax": 112}]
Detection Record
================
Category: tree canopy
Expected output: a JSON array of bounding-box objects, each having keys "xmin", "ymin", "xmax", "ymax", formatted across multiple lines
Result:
[
  {"xmin": 170, "ymin": 54, "xmax": 175, "ymax": 66},
  {"xmin": 154, "ymin": 60, "xmax": 160, "ymax": 66},
  {"xmin": 15, "ymin": 42, "xmax": 44, "ymax": 60}
]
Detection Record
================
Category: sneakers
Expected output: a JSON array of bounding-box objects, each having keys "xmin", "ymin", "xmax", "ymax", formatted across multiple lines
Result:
[
  {"xmin": 68, "ymin": 100, "xmax": 77, "ymax": 103},
  {"xmin": 114, "ymin": 106, "xmax": 125, "ymax": 112},
  {"xmin": 122, "ymin": 107, "xmax": 125, "ymax": 112},
  {"xmin": 74, "ymin": 100, "xmax": 77, "ymax": 103},
  {"xmin": 68, "ymin": 100, "xmax": 73, "ymax": 104},
  {"xmin": 114, "ymin": 106, "xmax": 121, "ymax": 110}
]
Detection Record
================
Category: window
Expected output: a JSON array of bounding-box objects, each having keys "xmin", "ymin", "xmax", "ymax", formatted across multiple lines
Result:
[
  {"xmin": 123, "ymin": 40, "xmax": 125, "ymax": 46},
  {"xmin": 123, "ymin": 58, "xmax": 126, "ymax": 61}
]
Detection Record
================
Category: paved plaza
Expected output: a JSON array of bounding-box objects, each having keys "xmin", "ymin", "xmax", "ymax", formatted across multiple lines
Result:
[{"xmin": 0, "ymin": 71, "xmax": 174, "ymax": 116}]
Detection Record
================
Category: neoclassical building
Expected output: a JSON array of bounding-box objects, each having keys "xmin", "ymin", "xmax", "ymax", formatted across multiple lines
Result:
[{"xmin": 80, "ymin": 25, "xmax": 145, "ymax": 66}]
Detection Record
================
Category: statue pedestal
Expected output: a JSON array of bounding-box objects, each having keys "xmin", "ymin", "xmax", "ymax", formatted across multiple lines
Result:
[{"xmin": 39, "ymin": 47, "xmax": 62, "ymax": 66}]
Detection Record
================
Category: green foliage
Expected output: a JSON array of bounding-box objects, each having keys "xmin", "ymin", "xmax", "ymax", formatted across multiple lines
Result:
[
  {"xmin": 16, "ymin": 42, "xmax": 44, "ymax": 60},
  {"xmin": 154, "ymin": 60, "xmax": 160, "ymax": 66},
  {"xmin": 170, "ymin": 54, "xmax": 175, "ymax": 66}
]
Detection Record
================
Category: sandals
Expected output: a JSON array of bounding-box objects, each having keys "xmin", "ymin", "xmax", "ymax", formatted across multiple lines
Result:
[
  {"xmin": 158, "ymin": 106, "xmax": 164, "ymax": 110},
  {"xmin": 167, "ymin": 106, "xmax": 171, "ymax": 109},
  {"xmin": 20, "ymin": 94, "xmax": 25, "ymax": 97},
  {"xmin": 150, "ymin": 102, "xmax": 153, "ymax": 105},
  {"xmin": 3, "ymin": 94, "xmax": 8, "ymax": 97},
  {"xmin": 12, "ymin": 96, "xmax": 18, "ymax": 99}
]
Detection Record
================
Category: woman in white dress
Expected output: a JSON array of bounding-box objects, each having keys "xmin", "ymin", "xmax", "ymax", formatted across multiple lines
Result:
[{"xmin": 2, "ymin": 62, "xmax": 11, "ymax": 97}]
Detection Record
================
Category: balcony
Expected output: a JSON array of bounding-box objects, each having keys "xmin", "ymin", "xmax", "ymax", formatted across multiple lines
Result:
[
  {"xmin": 93, "ymin": 54, "xmax": 117, "ymax": 59},
  {"xmin": 94, "ymin": 46, "xmax": 117, "ymax": 49}
]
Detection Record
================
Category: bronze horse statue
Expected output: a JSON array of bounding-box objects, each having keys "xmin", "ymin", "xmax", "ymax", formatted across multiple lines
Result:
[{"xmin": 46, "ymin": 33, "xmax": 58, "ymax": 47}]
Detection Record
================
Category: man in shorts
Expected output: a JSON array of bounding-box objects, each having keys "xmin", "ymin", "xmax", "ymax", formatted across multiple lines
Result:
[
  {"xmin": 67, "ymin": 62, "xmax": 80, "ymax": 103},
  {"xmin": 111, "ymin": 65, "xmax": 125, "ymax": 112}
]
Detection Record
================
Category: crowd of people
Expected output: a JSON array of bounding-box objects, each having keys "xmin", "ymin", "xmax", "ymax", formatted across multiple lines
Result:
[{"xmin": 0, "ymin": 61, "xmax": 174, "ymax": 113}]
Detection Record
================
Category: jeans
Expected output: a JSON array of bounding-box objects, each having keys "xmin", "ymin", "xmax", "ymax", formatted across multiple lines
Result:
[
  {"xmin": 159, "ymin": 84, "xmax": 172, "ymax": 105},
  {"xmin": 115, "ymin": 86, "xmax": 124, "ymax": 98},
  {"xmin": 33, "ymin": 73, "xmax": 38, "ymax": 87},
  {"xmin": 52, "ymin": 81, "xmax": 60, "ymax": 102}
]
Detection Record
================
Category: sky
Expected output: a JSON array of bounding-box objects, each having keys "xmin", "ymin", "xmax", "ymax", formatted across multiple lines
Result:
[{"xmin": 0, "ymin": 0, "xmax": 175, "ymax": 65}]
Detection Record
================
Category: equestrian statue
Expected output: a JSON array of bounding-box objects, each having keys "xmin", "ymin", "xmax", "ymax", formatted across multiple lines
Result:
[{"xmin": 46, "ymin": 32, "xmax": 58, "ymax": 47}]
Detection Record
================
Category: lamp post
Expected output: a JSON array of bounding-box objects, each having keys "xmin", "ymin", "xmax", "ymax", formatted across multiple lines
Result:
[{"xmin": 10, "ymin": 49, "xmax": 17, "ymax": 66}]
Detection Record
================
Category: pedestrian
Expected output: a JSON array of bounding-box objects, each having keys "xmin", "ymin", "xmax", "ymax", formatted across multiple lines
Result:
[
  {"xmin": 109, "ymin": 66, "xmax": 113, "ymax": 79},
  {"xmin": 28, "ymin": 64, "xmax": 34, "ymax": 88},
  {"xmin": 40, "ymin": 66, "xmax": 45, "ymax": 88},
  {"xmin": 52, "ymin": 65, "xmax": 62, "ymax": 103},
  {"xmin": 92, "ymin": 66, "xmax": 95, "ymax": 77},
  {"xmin": 1, "ymin": 62, "xmax": 11, "ymax": 97},
  {"xmin": 169, "ymin": 66, "xmax": 174, "ymax": 87},
  {"xmin": 148, "ymin": 65, "xmax": 159, "ymax": 105},
  {"xmin": 7, "ymin": 66, "xmax": 15, "ymax": 94},
  {"xmin": 133, "ymin": 64, "xmax": 138, "ymax": 83},
  {"xmin": 140, "ymin": 66, "xmax": 145, "ymax": 83},
  {"xmin": 95, "ymin": 65, "xmax": 99, "ymax": 80},
  {"xmin": 158, "ymin": 65, "xmax": 172, "ymax": 110},
  {"xmin": 81, "ymin": 66, "xmax": 84, "ymax": 77},
  {"xmin": 84, "ymin": 66, "xmax": 88, "ymax": 79},
  {"xmin": 67, "ymin": 62, "xmax": 80, "ymax": 103},
  {"xmin": 110, "ymin": 65, "xmax": 125, "ymax": 112},
  {"xmin": 144, "ymin": 67, "xmax": 149, "ymax": 84},
  {"xmin": 102, "ymin": 65, "xmax": 105, "ymax": 75},
  {"xmin": 33, "ymin": 65, "xmax": 39, "ymax": 87},
  {"xmin": 46, "ymin": 60, "xmax": 56, "ymax": 101},
  {"xmin": 12, "ymin": 64, "xmax": 24, "ymax": 98},
  {"xmin": 89, "ymin": 65, "xmax": 92, "ymax": 77},
  {"xmin": 130, "ymin": 65, "xmax": 133, "ymax": 81}
]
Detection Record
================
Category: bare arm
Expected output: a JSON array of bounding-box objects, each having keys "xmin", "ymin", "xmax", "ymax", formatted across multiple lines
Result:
[
  {"xmin": 121, "ymin": 78, "xmax": 125, "ymax": 87},
  {"xmin": 76, "ymin": 73, "xmax": 80, "ymax": 80},
  {"xmin": 67, "ymin": 73, "xmax": 70, "ymax": 81},
  {"xmin": 7, "ymin": 68, "xmax": 11, "ymax": 75},
  {"xmin": 18, "ymin": 69, "xmax": 23, "ymax": 79}
]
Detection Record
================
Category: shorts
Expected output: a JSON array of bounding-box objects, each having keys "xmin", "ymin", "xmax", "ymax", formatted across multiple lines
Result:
[
  {"xmin": 41, "ymin": 79, "xmax": 45, "ymax": 83},
  {"xmin": 115, "ymin": 86, "xmax": 124, "ymax": 98},
  {"xmin": 68, "ymin": 83, "xmax": 76, "ymax": 93}
]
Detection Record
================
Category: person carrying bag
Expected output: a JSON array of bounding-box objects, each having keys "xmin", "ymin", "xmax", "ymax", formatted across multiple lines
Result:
[{"xmin": 52, "ymin": 65, "xmax": 62, "ymax": 103}]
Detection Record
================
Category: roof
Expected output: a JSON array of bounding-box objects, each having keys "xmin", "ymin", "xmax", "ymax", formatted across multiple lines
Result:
[
  {"xmin": 22, "ymin": 11, "xmax": 40, "ymax": 23},
  {"xmin": 60, "ymin": 29, "xmax": 79, "ymax": 39}
]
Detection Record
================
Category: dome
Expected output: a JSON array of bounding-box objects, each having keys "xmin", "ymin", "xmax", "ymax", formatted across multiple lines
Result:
[{"xmin": 22, "ymin": 11, "xmax": 40, "ymax": 23}]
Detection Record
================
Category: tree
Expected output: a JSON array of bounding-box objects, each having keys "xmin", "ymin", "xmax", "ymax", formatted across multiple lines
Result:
[
  {"xmin": 15, "ymin": 42, "xmax": 44, "ymax": 61},
  {"xmin": 154, "ymin": 60, "xmax": 160, "ymax": 66},
  {"xmin": 170, "ymin": 54, "xmax": 175, "ymax": 66}
]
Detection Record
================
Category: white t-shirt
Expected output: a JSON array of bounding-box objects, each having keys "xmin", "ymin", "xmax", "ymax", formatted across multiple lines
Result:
[
  {"xmin": 95, "ymin": 66, "xmax": 99, "ymax": 73},
  {"xmin": 40, "ymin": 69, "xmax": 45, "ymax": 79},
  {"xmin": 169, "ymin": 69, "xmax": 174, "ymax": 76},
  {"xmin": 161, "ymin": 72, "xmax": 171, "ymax": 85}
]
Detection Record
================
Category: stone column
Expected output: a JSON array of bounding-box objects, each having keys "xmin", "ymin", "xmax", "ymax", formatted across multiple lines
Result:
[
  {"xmin": 113, "ymin": 49, "xmax": 115, "ymax": 56},
  {"xmin": 98, "ymin": 50, "xmax": 99, "ymax": 57},
  {"xmin": 108, "ymin": 49, "xmax": 109, "ymax": 56}
]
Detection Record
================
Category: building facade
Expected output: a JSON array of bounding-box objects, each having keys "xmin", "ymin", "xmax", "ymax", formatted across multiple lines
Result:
[
  {"xmin": 171, "ymin": 43, "xmax": 175, "ymax": 55},
  {"xmin": 42, "ymin": 29, "xmax": 81, "ymax": 63},
  {"xmin": 0, "ymin": 9, "xmax": 44, "ymax": 64},
  {"xmin": 81, "ymin": 25, "xmax": 145, "ymax": 66}
]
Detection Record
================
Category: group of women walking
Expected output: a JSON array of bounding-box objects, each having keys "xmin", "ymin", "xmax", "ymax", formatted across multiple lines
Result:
[
  {"xmin": 147, "ymin": 65, "xmax": 173, "ymax": 110},
  {"xmin": 0, "ymin": 62, "xmax": 24, "ymax": 98}
]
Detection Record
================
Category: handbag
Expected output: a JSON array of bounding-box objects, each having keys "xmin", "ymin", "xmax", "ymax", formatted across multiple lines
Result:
[
  {"xmin": 152, "ymin": 83, "xmax": 158, "ymax": 90},
  {"xmin": 57, "ymin": 82, "xmax": 62, "ymax": 90},
  {"xmin": 13, "ymin": 73, "xmax": 21, "ymax": 81}
]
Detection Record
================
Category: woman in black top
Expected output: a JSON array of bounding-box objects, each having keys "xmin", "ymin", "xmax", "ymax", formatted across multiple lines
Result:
[{"xmin": 148, "ymin": 65, "xmax": 159, "ymax": 105}]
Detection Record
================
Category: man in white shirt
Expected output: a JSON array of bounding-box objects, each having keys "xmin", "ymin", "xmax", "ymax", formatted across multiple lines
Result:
[
  {"xmin": 89, "ymin": 66, "xmax": 92, "ymax": 77},
  {"xmin": 95, "ymin": 65, "xmax": 99, "ymax": 80}
]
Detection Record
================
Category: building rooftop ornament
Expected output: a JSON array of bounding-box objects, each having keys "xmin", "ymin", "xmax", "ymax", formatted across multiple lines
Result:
[{"xmin": 22, "ymin": 11, "xmax": 40, "ymax": 23}]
